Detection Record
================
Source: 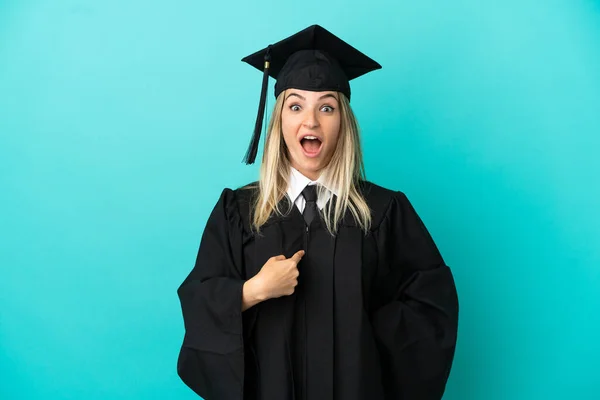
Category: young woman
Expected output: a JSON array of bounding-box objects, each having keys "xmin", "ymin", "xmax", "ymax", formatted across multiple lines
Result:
[{"xmin": 177, "ymin": 25, "xmax": 459, "ymax": 400}]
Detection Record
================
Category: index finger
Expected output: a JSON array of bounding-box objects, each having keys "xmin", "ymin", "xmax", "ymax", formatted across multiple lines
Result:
[{"xmin": 290, "ymin": 250, "xmax": 305, "ymax": 264}]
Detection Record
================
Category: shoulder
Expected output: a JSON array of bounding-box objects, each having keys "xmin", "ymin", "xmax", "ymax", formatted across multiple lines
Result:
[
  {"xmin": 216, "ymin": 181, "xmax": 258, "ymax": 207},
  {"xmin": 359, "ymin": 180, "xmax": 407, "ymax": 208},
  {"xmin": 213, "ymin": 181, "xmax": 258, "ymax": 232},
  {"xmin": 360, "ymin": 180, "xmax": 400, "ymax": 201},
  {"xmin": 359, "ymin": 180, "xmax": 410, "ymax": 231},
  {"xmin": 231, "ymin": 181, "xmax": 259, "ymax": 212}
]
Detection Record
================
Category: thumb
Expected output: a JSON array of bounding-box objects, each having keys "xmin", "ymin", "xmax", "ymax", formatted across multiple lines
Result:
[{"xmin": 273, "ymin": 255, "xmax": 286, "ymax": 261}]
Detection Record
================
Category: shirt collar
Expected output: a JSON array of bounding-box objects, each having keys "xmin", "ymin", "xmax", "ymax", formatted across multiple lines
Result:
[{"xmin": 286, "ymin": 166, "xmax": 339, "ymax": 205}]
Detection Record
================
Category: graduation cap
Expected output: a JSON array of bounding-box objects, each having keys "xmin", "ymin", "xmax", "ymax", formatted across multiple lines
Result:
[{"xmin": 241, "ymin": 24, "xmax": 382, "ymax": 164}]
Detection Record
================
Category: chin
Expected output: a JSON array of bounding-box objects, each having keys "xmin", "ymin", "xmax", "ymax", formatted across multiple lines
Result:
[{"xmin": 295, "ymin": 157, "xmax": 328, "ymax": 175}]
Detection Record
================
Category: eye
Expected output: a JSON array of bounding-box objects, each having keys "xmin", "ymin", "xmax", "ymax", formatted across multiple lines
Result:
[
  {"xmin": 321, "ymin": 105, "xmax": 335, "ymax": 113},
  {"xmin": 290, "ymin": 104, "xmax": 301, "ymax": 112}
]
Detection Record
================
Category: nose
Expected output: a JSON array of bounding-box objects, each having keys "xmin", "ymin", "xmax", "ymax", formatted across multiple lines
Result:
[{"xmin": 302, "ymin": 109, "xmax": 319, "ymax": 129}]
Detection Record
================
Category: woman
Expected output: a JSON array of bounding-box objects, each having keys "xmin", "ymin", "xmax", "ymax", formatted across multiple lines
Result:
[{"xmin": 177, "ymin": 25, "xmax": 459, "ymax": 400}]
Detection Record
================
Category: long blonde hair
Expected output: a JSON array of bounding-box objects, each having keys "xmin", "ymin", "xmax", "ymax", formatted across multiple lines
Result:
[{"xmin": 248, "ymin": 90, "xmax": 372, "ymax": 236}]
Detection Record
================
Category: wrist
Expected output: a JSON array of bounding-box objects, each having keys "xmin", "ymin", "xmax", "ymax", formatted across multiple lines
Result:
[{"xmin": 245, "ymin": 276, "xmax": 268, "ymax": 303}]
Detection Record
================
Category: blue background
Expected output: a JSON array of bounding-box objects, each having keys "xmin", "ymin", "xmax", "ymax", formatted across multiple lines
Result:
[{"xmin": 1, "ymin": 0, "xmax": 599, "ymax": 399}]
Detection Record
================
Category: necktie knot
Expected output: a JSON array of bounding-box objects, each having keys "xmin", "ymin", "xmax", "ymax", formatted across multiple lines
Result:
[
  {"xmin": 301, "ymin": 185, "xmax": 319, "ymax": 226},
  {"xmin": 302, "ymin": 185, "xmax": 318, "ymax": 202}
]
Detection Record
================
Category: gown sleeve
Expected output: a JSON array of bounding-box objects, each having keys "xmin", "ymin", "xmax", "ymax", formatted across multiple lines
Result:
[
  {"xmin": 372, "ymin": 191, "xmax": 459, "ymax": 400},
  {"xmin": 176, "ymin": 188, "xmax": 247, "ymax": 400}
]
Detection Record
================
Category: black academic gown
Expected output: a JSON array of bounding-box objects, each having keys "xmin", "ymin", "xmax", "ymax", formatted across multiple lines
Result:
[{"xmin": 177, "ymin": 181, "xmax": 459, "ymax": 400}]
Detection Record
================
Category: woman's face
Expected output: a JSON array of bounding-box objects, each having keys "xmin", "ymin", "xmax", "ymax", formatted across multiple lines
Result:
[{"xmin": 281, "ymin": 89, "xmax": 341, "ymax": 180}]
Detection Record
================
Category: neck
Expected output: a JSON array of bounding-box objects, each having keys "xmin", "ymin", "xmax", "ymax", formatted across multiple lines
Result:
[{"xmin": 291, "ymin": 164, "xmax": 321, "ymax": 181}]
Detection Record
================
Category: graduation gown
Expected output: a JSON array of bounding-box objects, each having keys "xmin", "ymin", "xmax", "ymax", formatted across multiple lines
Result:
[{"xmin": 177, "ymin": 181, "xmax": 459, "ymax": 400}]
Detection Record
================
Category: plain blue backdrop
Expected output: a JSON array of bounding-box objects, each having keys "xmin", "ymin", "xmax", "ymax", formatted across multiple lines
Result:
[{"xmin": 1, "ymin": 0, "xmax": 599, "ymax": 399}]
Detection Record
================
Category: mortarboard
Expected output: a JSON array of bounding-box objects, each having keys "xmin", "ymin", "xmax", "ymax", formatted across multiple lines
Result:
[{"xmin": 241, "ymin": 24, "xmax": 382, "ymax": 164}]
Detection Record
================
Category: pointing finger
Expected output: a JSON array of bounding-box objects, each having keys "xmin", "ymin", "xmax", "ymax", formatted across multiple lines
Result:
[{"xmin": 290, "ymin": 250, "xmax": 305, "ymax": 264}]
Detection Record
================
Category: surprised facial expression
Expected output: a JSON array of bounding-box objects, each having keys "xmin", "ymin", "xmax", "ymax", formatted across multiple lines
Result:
[{"xmin": 281, "ymin": 89, "xmax": 341, "ymax": 180}]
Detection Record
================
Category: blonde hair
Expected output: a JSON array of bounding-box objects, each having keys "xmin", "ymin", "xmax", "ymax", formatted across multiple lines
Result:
[{"xmin": 247, "ymin": 90, "xmax": 372, "ymax": 236}]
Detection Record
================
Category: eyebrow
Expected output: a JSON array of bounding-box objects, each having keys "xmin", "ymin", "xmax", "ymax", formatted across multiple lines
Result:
[{"xmin": 285, "ymin": 92, "xmax": 339, "ymax": 102}]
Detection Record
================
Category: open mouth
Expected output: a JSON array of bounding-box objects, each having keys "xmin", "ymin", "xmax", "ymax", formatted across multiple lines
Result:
[{"xmin": 300, "ymin": 135, "xmax": 322, "ymax": 157}]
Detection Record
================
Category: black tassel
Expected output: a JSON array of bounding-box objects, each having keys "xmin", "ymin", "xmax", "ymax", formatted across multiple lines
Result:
[{"xmin": 243, "ymin": 46, "xmax": 272, "ymax": 165}]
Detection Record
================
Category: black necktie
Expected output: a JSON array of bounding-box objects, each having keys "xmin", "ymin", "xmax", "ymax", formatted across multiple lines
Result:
[{"xmin": 301, "ymin": 185, "xmax": 318, "ymax": 226}]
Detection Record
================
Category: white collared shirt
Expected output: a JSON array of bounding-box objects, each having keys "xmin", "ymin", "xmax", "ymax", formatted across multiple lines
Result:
[{"xmin": 286, "ymin": 167, "xmax": 338, "ymax": 213}]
